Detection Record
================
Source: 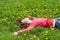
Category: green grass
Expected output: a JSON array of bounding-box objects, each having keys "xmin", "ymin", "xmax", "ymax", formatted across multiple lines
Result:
[{"xmin": 0, "ymin": 0, "xmax": 60, "ymax": 40}]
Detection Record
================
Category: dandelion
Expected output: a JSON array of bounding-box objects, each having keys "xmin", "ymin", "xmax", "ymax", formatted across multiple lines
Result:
[
  {"xmin": 45, "ymin": 37, "xmax": 48, "ymax": 40},
  {"xmin": 55, "ymin": 8, "xmax": 58, "ymax": 11},
  {"xmin": 12, "ymin": 16, "xmax": 15, "ymax": 18},
  {"xmin": 2, "ymin": 19, "xmax": 5, "ymax": 20},
  {"xmin": 34, "ymin": 35, "xmax": 37, "ymax": 38},
  {"xmin": 44, "ymin": 5, "xmax": 46, "ymax": 7},
  {"xmin": 23, "ymin": 10, "xmax": 28, "ymax": 13},
  {"xmin": 5, "ymin": 17, "xmax": 8, "ymax": 19},
  {"xmin": 35, "ymin": 8, "xmax": 38, "ymax": 10},
  {"xmin": 24, "ymin": 34, "xmax": 26, "ymax": 36},
  {"xmin": 45, "ymin": 33, "xmax": 48, "ymax": 35},
  {"xmin": 37, "ymin": 15, "xmax": 40, "ymax": 17},
  {"xmin": 37, "ymin": 39, "xmax": 40, "ymax": 40},
  {"xmin": 45, "ymin": 30, "xmax": 48, "ymax": 35},
  {"xmin": 50, "ymin": 28, "xmax": 54, "ymax": 30},
  {"xmin": 7, "ymin": 22, "xmax": 11, "ymax": 24},
  {"xmin": 46, "ymin": 31, "xmax": 48, "ymax": 34},
  {"xmin": 15, "ymin": 25, "xmax": 18, "ymax": 26},
  {"xmin": 2, "ymin": 19, "xmax": 6, "ymax": 21},
  {"xmin": 50, "ymin": 15, "xmax": 52, "ymax": 17}
]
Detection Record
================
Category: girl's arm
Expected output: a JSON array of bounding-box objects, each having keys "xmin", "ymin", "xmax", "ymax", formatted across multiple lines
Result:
[{"xmin": 13, "ymin": 24, "xmax": 36, "ymax": 35}]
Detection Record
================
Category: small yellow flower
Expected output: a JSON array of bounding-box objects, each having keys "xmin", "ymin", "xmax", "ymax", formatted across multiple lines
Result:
[
  {"xmin": 45, "ymin": 31, "xmax": 48, "ymax": 34},
  {"xmin": 25, "ymin": 10, "xmax": 29, "ymax": 12},
  {"xmin": 5, "ymin": 17, "xmax": 8, "ymax": 19},
  {"xmin": 45, "ymin": 31, "xmax": 48, "ymax": 35},
  {"xmin": 23, "ymin": 6, "xmax": 25, "ymax": 8},
  {"xmin": 34, "ymin": 35, "xmax": 37, "ymax": 38},
  {"xmin": 15, "ymin": 25, "xmax": 17, "ymax": 26},
  {"xmin": 45, "ymin": 37, "xmax": 48, "ymax": 40},
  {"xmin": 12, "ymin": 16, "xmax": 15, "ymax": 18},
  {"xmin": 36, "ymin": 8, "xmax": 38, "ymax": 10},
  {"xmin": 37, "ymin": 39, "xmax": 40, "ymax": 40},
  {"xmin": 2, "ymin": 19, "xmax": 5, "ymax": 20},
  {"xmin": 24, "ymin": 34, "xmax": 26, "ymax": 36},
  {"xmin": 44, "ymin": 5, "xmax": 46, "ymax": 7},
  {"xmin": 2, "ymin": 19, "xmax": 6, "ymax": 21},
  {"xmin": 50, "ymin": 28, "xmax": 54, "ymax": 30},
  {"xmin": 49, "ymin": 9, "xmax": 52, "ymax": 12},
  {"xmin": 45, "ymin": 33, "xmax": 48, "ymax": 35},
  {"xmin": 55, "ymin": 8, "xmax": 58, "ymax": 11},
  {"xmin": 8, "ymin": 22, "xmax": 11, "ymax": 24},
  {"xmin": 50, "ymin": 15, "xmax": 52, "ymax": 17}
]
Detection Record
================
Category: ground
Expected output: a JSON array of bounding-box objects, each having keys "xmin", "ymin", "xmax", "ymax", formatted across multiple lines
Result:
[{"xmin": 0, "ymin": 0, "xmax": 60, "ymax": 40}]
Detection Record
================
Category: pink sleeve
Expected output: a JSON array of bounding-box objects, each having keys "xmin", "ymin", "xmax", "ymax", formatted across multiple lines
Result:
[{"xmin": 17, "ymin": 23, "xmax": 36, "ymax": 34}]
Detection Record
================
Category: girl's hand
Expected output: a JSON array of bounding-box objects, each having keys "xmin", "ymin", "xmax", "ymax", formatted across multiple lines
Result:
[{"xmin": 13, "ymin": 32, "xmax": 18, "ymax": 36}]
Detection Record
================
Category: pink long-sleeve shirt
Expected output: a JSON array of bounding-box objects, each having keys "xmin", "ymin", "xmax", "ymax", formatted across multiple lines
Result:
[{"xmin": 17, "ymin": 18, "xmax": 54, "ymax": 34}]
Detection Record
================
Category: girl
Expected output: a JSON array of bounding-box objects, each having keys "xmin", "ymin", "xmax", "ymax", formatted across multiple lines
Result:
[{"xmin": 13, "ymin": 16, "xmax": 60, "ymax": 35}]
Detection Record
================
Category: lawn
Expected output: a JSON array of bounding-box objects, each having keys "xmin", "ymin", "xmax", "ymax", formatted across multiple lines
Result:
[{"xmin": 0, "ymin": 0, "xmax": 60, "ymax": 40}]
